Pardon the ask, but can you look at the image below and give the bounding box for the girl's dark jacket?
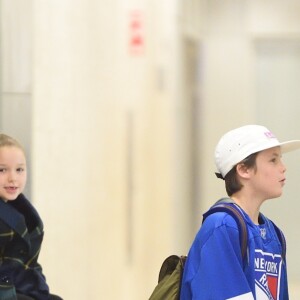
[0,193,50,300]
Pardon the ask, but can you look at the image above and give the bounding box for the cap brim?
[280,140,300,153]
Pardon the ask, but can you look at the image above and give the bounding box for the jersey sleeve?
[180,213,255,300]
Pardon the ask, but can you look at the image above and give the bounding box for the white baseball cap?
[215,125,300,178]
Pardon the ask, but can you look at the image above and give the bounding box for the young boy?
[180,125,300,300]
[0,134,62,300]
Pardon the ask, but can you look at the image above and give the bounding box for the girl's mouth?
[5,187,18,193]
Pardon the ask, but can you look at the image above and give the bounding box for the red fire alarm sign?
[129,10,145,55]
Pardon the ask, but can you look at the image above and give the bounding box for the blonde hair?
[0,134,25,153]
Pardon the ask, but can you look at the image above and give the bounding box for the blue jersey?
[180,206,288,300]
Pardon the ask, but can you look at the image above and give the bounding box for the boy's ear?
[236,163,251,179]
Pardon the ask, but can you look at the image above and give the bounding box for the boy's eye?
[16,168,24,172]
[271,156,282,164]
[0,168,6,173]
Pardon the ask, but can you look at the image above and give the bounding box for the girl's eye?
[16,168,24,172]
[0,168,6,173]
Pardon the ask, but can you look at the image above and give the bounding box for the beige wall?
[1,0,300,299]
[0,0,33,197]
[32,0,181,299]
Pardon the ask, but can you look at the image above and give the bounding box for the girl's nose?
[8,171,16,182]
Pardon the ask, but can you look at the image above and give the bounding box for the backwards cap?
[215,125,300,178]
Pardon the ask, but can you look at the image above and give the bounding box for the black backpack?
[148,199,286,300]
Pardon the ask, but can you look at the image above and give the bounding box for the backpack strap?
[202,199,248,262]
[270,220,286,262]
[203,198,286,263]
